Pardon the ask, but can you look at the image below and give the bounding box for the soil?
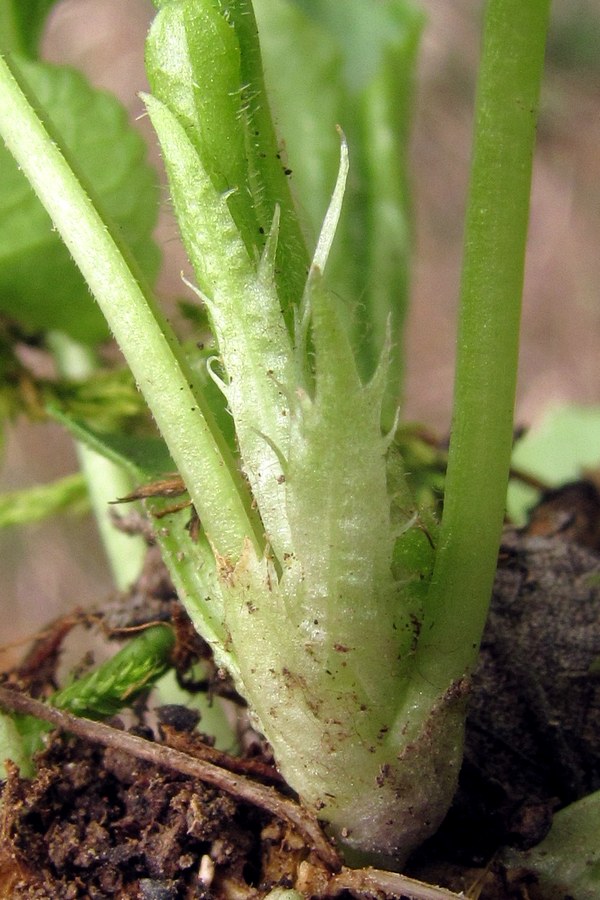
[2,483,600,899]
[1,736,256,898]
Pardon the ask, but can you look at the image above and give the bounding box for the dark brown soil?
[0,729,280,898]
[2,736,244,897]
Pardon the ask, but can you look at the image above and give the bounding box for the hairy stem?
[0,51,259,561]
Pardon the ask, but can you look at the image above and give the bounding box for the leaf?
[252,0,423,422]
[508,405,600,523]
[287,0,421,93]
[503,791,600,900]
[13,625,177,767]
[0,0,59,58]
[0,709,33,779]
[52,625,176,718]
[52,406,242,677]
[0,472,88,527]
[0,57,160,344]
[48,407,175,480]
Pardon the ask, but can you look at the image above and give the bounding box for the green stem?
[417,0,551,689]
[0,52,260,561]
[48,332,146,590]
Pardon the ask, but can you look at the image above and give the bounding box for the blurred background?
[2,0,600,660]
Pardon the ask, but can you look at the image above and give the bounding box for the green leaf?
[0,0,59,58]
[503,792,600,900]
[0,709,33,778]
[0,58,160,344]
[48,407,175,480]
[286,0,421,93]
[508,405,600,524]
[252,0,343,249]
[0,50,259,562]
[53,625,176,718]
[253,0,423,423]
[0,472,88,527]
[13,625,177,765]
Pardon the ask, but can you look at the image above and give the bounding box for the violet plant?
[0,0,550,869]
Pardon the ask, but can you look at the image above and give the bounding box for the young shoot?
[0,0,551,871]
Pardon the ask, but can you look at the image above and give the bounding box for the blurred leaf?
[393,424,447,510]
[548,4,600,71]
[508,405,600,523]
[0,472,88,527]
[0,709,33,779]
[0,58,160,344]
[177,298,211,331]
[504,791,600,900]
[253,0,423,422]
[48,407,175,480]
[0,0,59,57]
[46,368,149,432]
[156,669,237,752]
[253,0,342,246]
[287,0,420,92]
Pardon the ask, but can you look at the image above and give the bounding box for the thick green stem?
[417,0,551,689]
[0,52,260,561]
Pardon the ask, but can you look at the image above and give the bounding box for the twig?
[0,685,340,871]
[325,866,463,900]
[160,724,285,786]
